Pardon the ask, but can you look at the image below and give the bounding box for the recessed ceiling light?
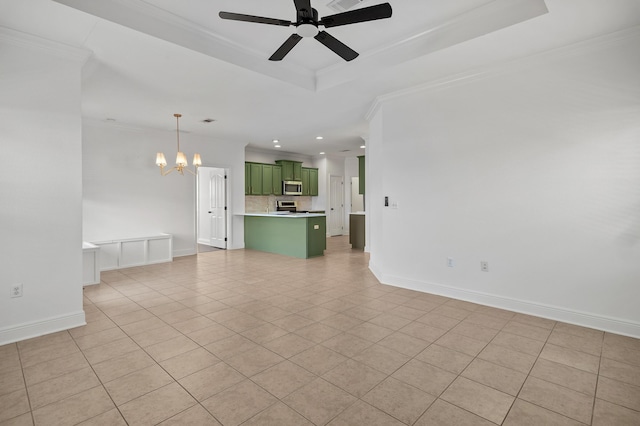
[106,118,116,122]
[319,152,325,155]
[275,145,281,148]
[360,145,366,148]
[316,136,323,140]
[273,139,279,143]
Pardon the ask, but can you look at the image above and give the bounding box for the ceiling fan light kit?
[156,113,202,176]
[219,0,392,61]
[297,23,319,38]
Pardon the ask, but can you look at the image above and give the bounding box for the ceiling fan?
[219,0,392,61]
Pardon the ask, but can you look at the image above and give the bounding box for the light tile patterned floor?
[1,236,640,425]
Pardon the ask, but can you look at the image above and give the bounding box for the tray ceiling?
[3,0,639,156]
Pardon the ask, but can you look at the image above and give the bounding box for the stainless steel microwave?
[283,181,302,195]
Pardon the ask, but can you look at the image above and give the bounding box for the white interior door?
[329,175,344,236]
[198,167,227,249]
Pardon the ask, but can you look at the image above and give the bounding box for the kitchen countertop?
[350,211,366,216]
[240,213,326,218]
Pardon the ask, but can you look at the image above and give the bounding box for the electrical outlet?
[10,284,23,298]
[481,261,489,272]
[447,257,454,267]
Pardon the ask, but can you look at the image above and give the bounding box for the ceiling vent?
[327,0,368,13]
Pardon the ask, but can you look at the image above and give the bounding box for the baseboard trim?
[369,261,640,339]
[0,311,86,346]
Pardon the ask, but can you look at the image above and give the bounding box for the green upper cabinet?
[261,164,282,195]
[276,160,303,181]
[262,164,273,195]
[301,168,310,196]
[301,167,318,196]
[249,163,263,195]
[246,162,283,195]
[246,161,316,196]
[272,165,282,195]
[358,155,365,195]
[245,163,251,195]
[309,168,318,196]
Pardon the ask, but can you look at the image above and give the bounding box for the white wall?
[83,120,246,255]
[368,30,640,337]
[0,28,89,344]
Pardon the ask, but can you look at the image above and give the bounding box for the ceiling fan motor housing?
[296,8,319,37]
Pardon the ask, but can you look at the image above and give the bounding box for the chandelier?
[155,113,202,176]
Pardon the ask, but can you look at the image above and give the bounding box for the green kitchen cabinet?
[301,168,310,196]
[246,162,283,195]
[245,163,251,195]
[358,155,365,195]
[244,214,326,258]
[261,164,282,195]
[272,165,282,195]
[300,167,318,196]
[349,213,365,250]
[246,162,263,195]
[309,168,318,196]
[276,160,303,181]
[262,164,273,195]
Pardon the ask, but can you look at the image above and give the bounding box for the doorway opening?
[196,167,228,253]
[351,177,364,212]
[329,175,345,236]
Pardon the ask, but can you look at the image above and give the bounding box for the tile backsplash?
[246,195,313,213]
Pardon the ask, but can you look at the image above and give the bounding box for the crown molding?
[0,25,92,63]
[318,0,548,91]
[366,25,640,121]
[52,0,316,90]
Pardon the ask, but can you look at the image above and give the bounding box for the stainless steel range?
[276,200,297,213]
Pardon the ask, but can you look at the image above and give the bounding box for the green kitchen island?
[243,213,326,259]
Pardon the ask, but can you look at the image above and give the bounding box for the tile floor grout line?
[14,340,36,426]
[590,330,607,426]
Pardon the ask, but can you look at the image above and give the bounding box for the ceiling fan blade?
[269,34,303,61]
[293,0,313,18]
[314,31,358,61]
[320,3,392,28]
[219,11,292,27]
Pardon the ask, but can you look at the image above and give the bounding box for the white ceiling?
[2,0,640,157]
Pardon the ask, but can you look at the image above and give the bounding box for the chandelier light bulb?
[176,151,188,167]
[155,152,167,167]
